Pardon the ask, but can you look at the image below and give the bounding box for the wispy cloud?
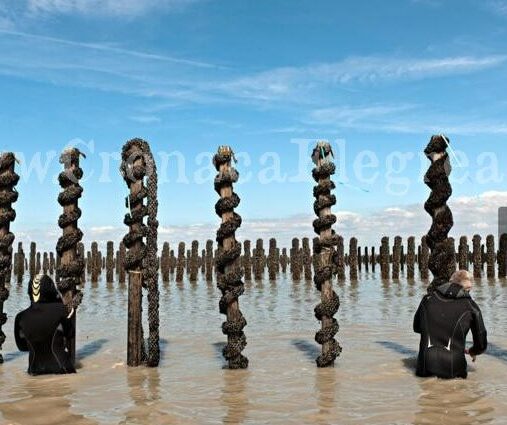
[129,115,161,124]
[304,103,507,136]
[487,0,507,16]
[26,0,200,17]
[218,55,506,102]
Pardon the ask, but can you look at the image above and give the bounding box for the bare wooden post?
[312,142,341,367]
[0,153,19,363]
[371,246,376,273]
[56,148,85,366]
[213,146,248,369]
[473,235,482,278]
[486,235,495,279]
[36,252,41,274]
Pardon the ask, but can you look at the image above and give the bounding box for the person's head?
[28,274,62,304]
[450,270,473,292]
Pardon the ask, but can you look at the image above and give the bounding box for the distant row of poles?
[7,232,507,285]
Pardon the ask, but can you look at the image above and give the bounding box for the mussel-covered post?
[0,153,19,364]
[423,135,455,291]
[311,142,341,368]
[213,146,248,369]
[407,237,416,279]
[120,139,160,367]
[56,148,85,365]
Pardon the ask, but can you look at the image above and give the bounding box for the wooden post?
[392,236,402,279]
[213,146,248,369]
[371,246,376,273]
[290,238,301,281]
[118,242,126,284]
[473,235,482,278]
[349,238,358,281]
[499,234,507,278]
[302,237,312,281]
[106,241,114,283]
[161,242,170,283]
[312,141,341,367]
[56,148,85,366]
[16,242,24,284]
[280,247,288,274]
[381,237,390,279]
[424,135,455,290]
[0,153,19,363]
[176,242,185,283]
[458,236,469,271]
[420,236,430,280]
[268,238,277,281]
[407,237,416,280]
[486,235,495,278]
[189,241,199,282]
[205,240,214,281]
[123,146,145,367]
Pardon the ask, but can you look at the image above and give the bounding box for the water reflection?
[314,369,338,425]
[414,378,495,425]
[0,376,94,425]
[121,367,165,425]
[221,370,250,425]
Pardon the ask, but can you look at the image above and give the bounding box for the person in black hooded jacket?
[14,274,76,376]
[414,270,487,379]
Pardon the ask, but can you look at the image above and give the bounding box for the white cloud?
[26,0,199,17]
[13,191,507,254]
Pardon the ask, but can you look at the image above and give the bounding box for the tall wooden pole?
[213,146,248,369]
[56,148,85,366]
[312,141,341,368]
[0,153,19,364]
[424,135,455,291]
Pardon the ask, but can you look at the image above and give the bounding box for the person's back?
[15,274,76,376]
[414,271,487,379]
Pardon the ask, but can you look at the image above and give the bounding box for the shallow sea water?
[0,273,506,425]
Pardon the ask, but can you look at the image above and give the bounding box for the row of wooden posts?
[7,233,507,285]
[0,136,501,369]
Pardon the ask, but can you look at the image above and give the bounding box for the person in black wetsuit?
[414,270,487,379]
[14,274,76,376]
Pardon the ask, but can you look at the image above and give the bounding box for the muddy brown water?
[0,275,506,425]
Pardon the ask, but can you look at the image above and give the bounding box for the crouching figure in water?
[15,274,76,375]
[414,270,487,379]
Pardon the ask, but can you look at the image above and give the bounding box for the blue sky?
[0,0,506,249]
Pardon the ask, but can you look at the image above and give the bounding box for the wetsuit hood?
[28,274,62,304]
[436,282,470,299]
